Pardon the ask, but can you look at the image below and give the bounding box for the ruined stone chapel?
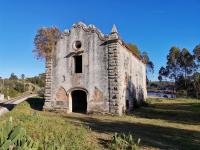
[44,22,147,115]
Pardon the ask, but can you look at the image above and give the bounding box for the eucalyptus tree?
[158,46,181,97]
[9,73,18,80]
[159,44,200,98]
[21,74,25,92]
[192,72,200,99]
[179,48,196,91]
[193,44,200,61]
[166,46,181,83]
[21,74,25,80]
[141,51,154,73]
[141,51,154,85]
[158,66,169,82]
[193,44,200,70]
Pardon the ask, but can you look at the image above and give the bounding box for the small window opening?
[74,55,82,73]
[75,41,82,49]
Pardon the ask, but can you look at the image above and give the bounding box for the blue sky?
[0,0,200,80]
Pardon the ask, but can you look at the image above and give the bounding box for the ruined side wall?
[118,43,147,112]
[50,27,109,113]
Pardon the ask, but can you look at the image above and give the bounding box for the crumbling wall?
[118,43,147,112]
[48,23,109,113]
[44,22,147,115]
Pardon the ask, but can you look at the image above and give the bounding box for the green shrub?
[0,117,39,150]
[3,88,19,98]
[0,100,97,150]
[109,133,140,150]
[0,117,88,150]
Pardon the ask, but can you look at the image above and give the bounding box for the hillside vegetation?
[0,73,44,99]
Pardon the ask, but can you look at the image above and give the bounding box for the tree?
[192,72,200,99]
[158,46,181,97]
[166,46,181,82]
[158,66,169,82]
[159,44,200,98]
[178,48,196,95]
[141,51,154,73]
[193,44,200,62]
[9,73,18,80]
[21,74,25,80]
[14,82,24,93]
[21,74,25,92]
[193,44,200,72]
[0,77,3,93]
[33,27,61,60]
[26,73,45,88]
[179,48,195,79]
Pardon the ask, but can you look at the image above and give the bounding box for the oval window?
[74,41,82,49]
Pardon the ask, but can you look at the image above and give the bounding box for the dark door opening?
[126,100,129,110]
[72,90,87,113]
[74,55,82,73]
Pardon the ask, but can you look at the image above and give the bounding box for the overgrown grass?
[0,99,99,150]
[0,97,200,149]
[63,98,200,149]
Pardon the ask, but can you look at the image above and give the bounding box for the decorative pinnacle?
[111,24,118,34]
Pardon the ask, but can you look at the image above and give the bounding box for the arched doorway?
[71,90,87,113]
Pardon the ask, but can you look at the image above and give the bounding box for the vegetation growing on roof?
[127,44,141,58]
[127,43,154,74]
[33,27,61,60]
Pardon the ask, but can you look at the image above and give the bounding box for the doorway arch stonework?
[67,87,88,113]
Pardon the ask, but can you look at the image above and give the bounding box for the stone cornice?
[63,22,108,41]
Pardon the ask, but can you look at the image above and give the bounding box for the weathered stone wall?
[43,58,53,110]
[107,39,121,114]
[118,43,147,112]
[44,22,147,115]
[49,23,109,113]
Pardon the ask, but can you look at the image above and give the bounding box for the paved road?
[0,94,37,117]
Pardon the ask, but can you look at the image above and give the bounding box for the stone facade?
[43,22,147,115]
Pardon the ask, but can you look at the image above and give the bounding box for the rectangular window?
[74,55,82,73]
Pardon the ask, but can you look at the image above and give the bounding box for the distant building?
[44,22,147,115]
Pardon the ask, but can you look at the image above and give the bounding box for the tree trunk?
[174,69,177,99]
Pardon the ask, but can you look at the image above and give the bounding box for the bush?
[0,117,39,150]
[109,133,140,150]
[37,88,45,97]
[2,88,19,98]
[14,82,25,93]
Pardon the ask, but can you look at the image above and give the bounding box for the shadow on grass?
[0,97,45,111]
[133,102,200,125]
[0,103,16,110]
[26,97,45,111]
[64,115,200,150]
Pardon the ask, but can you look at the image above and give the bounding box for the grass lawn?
[0,97,200,149]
